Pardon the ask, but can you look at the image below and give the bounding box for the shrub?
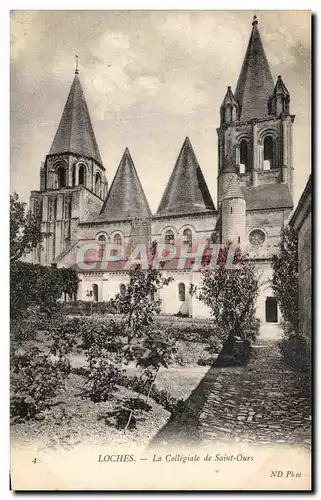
[63,300,118,316]
[85,357,123,402]
[121,375,182,414]
[10,347,70,420]
[197,357,216,366]
[279,322,310,373]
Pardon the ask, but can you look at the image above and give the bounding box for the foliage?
[10,325,73,421]
[278,321,310,373]
[10,192,45,263]
[85,357,123,403]
[10,316,83,419]
[198,245,259,344]
[122,375,182,414]
[272,225,299,335]
[63,300,118,316]
[10,261,79,320]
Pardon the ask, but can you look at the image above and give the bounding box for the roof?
[222,175,245,200]
[289,175,311,231]
[234,17,274,121]
[221,86,238,108]
[97,148,152,221]
[272,75,290,98]
[242,183,293,211]
[49,73,103,165]
[156,137,215,215]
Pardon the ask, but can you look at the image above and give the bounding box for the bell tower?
[30,63,108,265]
[217,15,295,206]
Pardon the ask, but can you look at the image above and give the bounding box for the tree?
[271,225,299,334]
[10,192,45,263]
[198,245,259,365]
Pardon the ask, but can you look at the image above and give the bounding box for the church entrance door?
[265,297,278,323]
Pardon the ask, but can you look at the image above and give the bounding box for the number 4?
[32,458,37,464]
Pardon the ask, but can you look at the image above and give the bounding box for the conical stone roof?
[222,174,245,201]
[49,73,103,166]
[98,148,151,221]
[234,17,274,121]
[156,137,215,216]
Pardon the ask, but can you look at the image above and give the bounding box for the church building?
[29,16,295,337]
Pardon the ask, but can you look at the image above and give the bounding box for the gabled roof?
[49,73,103,166]
[242,183,293,211]
[222,174,244,200]
[156,137,215,215]
[97,148,152,221]
[234,17,274,121]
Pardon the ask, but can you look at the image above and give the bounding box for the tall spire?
[98,148,152,221]
[49,72,103,166]
[234,15,274,121]
[156,137,215,216]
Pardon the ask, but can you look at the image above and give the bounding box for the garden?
[11,191,307,452]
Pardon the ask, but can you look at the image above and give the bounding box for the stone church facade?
[29,17,295,335]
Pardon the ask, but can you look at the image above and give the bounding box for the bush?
[121,375,183,414]
[197,357,216,366]
[63,300,118,316]
[80,319,124,352]
[85,357,123,402]
[10,347,70,420]
[279,322,310,373]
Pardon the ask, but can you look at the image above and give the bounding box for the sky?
[10,10,311,211]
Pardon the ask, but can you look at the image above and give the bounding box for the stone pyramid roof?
[234,16,274,121]
[98,148,152,221]
[49,73,103,166]
[221,86,238,108]
[272,75,290,98]
[156,137,215,216]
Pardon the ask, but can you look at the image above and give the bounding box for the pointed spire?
[221,86,238,108]
[234,15,274,121]
[220,86,239,125]
[156,137,215,215]
[273,75,290,98]
[269,75,290,116]
[49,73,103,166]
[98,148,152,221]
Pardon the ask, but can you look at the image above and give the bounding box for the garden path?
[150,340,311,449]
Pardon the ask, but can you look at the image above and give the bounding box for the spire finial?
[252,14,258,26]
[75,54,79,75]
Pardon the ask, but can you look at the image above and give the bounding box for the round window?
[249,229,266,246]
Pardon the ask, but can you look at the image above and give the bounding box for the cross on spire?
[75,54,79,74]
[252,14,258,26]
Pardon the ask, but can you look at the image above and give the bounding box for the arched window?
[92,284,99,302]
[165,229,175,246]
[178,283,186,302]
[95,172,102,197]
[119,283,126,297]
[78,164,86,186]
[98,234,107,258]
[57,166,66,188]
[240,139,249,173]
[263,136,274,170]
[114,233,122,246]
[183,228,192,248]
